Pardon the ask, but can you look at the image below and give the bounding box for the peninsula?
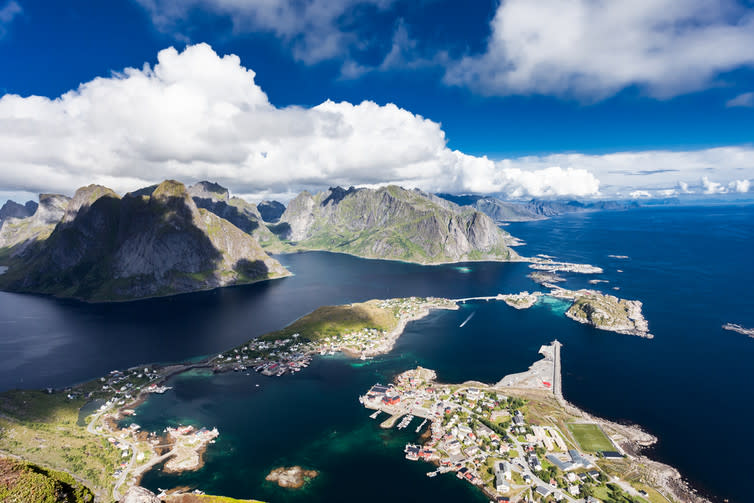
[360,343,708,503]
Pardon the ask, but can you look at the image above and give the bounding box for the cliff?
[257,200,286,222]
[277,185,518,264]
[0,194,71,257]
[0,199,38,224]
[188,181,283,251]
[0,181,289,301]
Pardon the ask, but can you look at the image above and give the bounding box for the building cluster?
[214,335,313,376]
[361,368,622,502]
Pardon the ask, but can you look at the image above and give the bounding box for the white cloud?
[678,181,694,194]
[0,0,21,39]
[630,190,652,198]
[702,176,727,194]
[0,44,601,200]
[730,179,750,193]
[135,0,394,64]
[0,43,751,204]
[726,92,754,108]
[445,0,754,99]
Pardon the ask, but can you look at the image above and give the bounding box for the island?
[553,288,653,338]
[265,466,319,489]
[359,343,707,503]
[722,323,754,338]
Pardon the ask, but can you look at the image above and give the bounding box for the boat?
[426,471,438,477]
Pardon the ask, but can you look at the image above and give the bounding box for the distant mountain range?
[0,182,519,300]
[436,194,640,222]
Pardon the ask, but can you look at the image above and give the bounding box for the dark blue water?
[1,204,753,502]
[0,254,530,390]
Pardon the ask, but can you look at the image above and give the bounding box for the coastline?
[364,344,711,503]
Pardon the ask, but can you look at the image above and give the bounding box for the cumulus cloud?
[678,181,694,194]
[135,0,394,64]
[0,44,751,203]
[730,179,750,193]
[726,92,754,108]
[0,43,603,200]
[445,0,754,99]
[702,176,727,194]
[0,0,22,39]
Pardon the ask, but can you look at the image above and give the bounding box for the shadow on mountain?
[192,197,260,234]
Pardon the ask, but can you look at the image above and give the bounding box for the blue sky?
[0,0,753,202]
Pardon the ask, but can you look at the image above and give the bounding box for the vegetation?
[0,457,94,503]
[164,494,266,503]
[568,423,615,452]
[0,390,119,498]
[261,300,398,342]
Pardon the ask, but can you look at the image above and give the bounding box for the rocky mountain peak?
[188,180,230,201]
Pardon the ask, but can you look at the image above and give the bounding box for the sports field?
[568,423,615,452]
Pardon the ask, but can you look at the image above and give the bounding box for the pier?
[415,418,427,433]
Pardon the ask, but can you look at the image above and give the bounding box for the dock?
[415,418,428,433]
[380,413,404,429]
[369,410,381,419]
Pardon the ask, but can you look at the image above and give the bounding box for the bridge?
[451,294,505,303]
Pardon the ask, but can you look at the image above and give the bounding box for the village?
[360,364,653,503]
[209,296,458,375]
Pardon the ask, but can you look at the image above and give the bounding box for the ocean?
[1,204,752,502]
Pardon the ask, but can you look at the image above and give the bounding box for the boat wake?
[459,312,475,328]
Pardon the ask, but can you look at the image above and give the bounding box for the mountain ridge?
[0,181,289,301]
[276,185,519,264]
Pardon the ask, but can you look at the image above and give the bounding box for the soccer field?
[568,423,615,452]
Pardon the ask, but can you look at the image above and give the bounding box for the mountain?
[0,194,71,257]
[257,200,286,223]
[188,181,283,251]
[436,193,640,223]
[0,200,38,224]
[0,180,289,301]
[276,186,518,264]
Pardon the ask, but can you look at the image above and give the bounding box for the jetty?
[415,418,427,433]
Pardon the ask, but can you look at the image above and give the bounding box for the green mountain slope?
[277,186,519,264]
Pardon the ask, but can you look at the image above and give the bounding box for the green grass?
[0,457,94,503]
[0,390,120,497]
[261,300,398,342]
[164,494,266,503]
[568,423,615,452]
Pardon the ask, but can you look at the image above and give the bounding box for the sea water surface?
[1,204,753,502]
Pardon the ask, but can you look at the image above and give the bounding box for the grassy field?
[0,457,94,503]
[568,423,615,452]
[164,494,266,503]
[0,390,119,499]
[261,300,398,342]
